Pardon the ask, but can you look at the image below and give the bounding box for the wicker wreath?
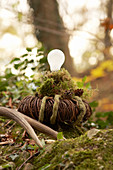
[18,69,92,130]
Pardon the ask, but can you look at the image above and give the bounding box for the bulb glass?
[47,49,65,71]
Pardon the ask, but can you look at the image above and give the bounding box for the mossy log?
[33,129,113,170]
[0,127,112,169]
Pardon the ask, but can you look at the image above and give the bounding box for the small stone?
[87,128,100,139]
[99,165,104,169]
[98,156,102,160]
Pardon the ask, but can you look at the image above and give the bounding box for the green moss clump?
[37,68,76,97]
[32,129,113,170]
[38,78,55,97]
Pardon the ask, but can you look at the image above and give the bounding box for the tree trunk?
[104,0,112,59]
[29,0,77,76]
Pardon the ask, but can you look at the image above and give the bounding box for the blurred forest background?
[0,0,113,129]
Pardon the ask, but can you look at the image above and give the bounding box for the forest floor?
[0,117,113,170]
[0,71,113,169]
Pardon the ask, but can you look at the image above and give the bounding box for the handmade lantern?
[18,49,92,131]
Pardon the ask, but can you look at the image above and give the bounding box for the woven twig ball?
[18,69,92,129]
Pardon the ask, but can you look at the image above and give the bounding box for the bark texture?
[29,0,77,76]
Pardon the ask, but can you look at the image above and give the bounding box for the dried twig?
[0,140,14,145]
[16,151,40,170]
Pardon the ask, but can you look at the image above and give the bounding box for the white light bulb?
[47,49,65,71]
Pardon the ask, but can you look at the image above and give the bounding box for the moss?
[73,96,86,126]
[0,117,113,169]
[36,68,94,101]
[33,129,113,170]
[39,96,48,122]
[37,68,75,97]
[50,95,61,124]
[58,124,83,138]
[38,78,55,97]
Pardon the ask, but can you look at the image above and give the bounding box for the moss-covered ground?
[33,129,113,170]
[0,117,113,170]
